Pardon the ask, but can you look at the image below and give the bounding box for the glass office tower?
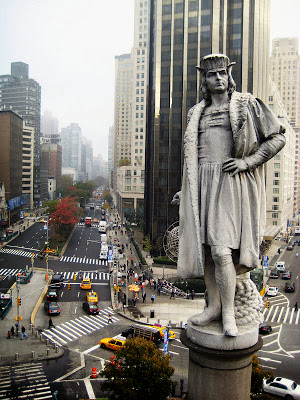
[145,0,270,246]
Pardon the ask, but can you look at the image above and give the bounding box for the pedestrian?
[7,331,11,339]
[151,293,155,303]
[108,313,112,323]
[11,326,15,338]
[170,289,175,299]
[186,290,190,300]
[295,302,298,312]
[157,286,160,296]
[21,325,28,339]
[132,297,136,307]
[191,290,195,300]
[49,317,55,329]
[142,292,146,303]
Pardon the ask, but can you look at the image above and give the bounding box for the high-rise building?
[0,110,23,224]
[0,62,42,206]
[22,124,34,209]
[81,138,93,181]
[265,79,295,240]
[41,110,59,137]
[145,0,271,244]
[270,38,300,215]
[41,143,62,194]
[61,123,82,181]
[113,0,150,218]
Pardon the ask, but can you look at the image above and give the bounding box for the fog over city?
[0,0,299,160]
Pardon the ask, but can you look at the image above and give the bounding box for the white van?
[99,221,106,233]
[99,243,108,260]
[100,234,108,244]
[275,261,286,272]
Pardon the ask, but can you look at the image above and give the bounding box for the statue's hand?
[222,158,248,176]
[171,191,181,205]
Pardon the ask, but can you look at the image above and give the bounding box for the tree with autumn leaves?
[49,197,81,246]
[100,337,175,400]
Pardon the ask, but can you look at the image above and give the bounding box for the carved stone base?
[181,329,262,400]
[186,318,259,350]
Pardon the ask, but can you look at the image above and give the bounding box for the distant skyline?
[0,0,299,161]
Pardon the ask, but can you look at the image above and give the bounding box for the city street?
[0,209,300,398]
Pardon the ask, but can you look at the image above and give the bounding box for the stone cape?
[177,91,286,279]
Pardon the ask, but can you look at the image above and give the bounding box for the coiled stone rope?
[234,277,264,326]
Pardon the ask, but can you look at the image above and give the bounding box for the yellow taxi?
[81,278,92,290]
[99,337,126,351]
[87,291,98,303]
[149,325,176,340]
[93,218,99,223]
[39,218,46,223]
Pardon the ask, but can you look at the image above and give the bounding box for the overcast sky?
[0,0,299,161]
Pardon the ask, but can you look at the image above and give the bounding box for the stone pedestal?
[181,320,263,400]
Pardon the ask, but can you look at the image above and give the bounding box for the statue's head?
[197,54,236,101]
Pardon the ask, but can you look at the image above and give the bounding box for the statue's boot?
[190,307,221,325]
[222,310,238,337]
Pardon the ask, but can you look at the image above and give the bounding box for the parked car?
[275,261,286,272]
[263,377,300,399]
[99,337,125,351]
[269,270,280,279]
[47,289,58,301]
[259,322,272,334]
[266,286,278,296]
[86,291,98,303]
[282,271,292,280]
[81,278,92,289]
[93,218,99,223]
[287,245,294,251]
[285,282,295,293]
[44,301,61,315]
[83,301,99,315]
[50,274,64,288]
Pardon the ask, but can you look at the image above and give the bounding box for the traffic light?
[17,297,21,306]
[87,241,89,246]
[68,283,71,290]
[266,300,270,308]
[73,274,77,281]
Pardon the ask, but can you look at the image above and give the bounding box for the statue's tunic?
[177,91,286,279]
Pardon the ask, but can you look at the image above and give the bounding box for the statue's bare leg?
[191,259,221,325]
[212,247,238,337]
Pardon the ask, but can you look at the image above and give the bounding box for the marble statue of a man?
[172,54,286,337]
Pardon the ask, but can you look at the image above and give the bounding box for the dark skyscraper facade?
[145,0,270,244]
[0,62,42,205]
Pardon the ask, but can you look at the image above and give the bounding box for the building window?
[272,221,278,226]
[272,205,279,211]
[272,213,279,219]
[273,188,279,194]
[274,163,280,169]
[273,197,279,202]
[273,180,280,185]
[274,172,280,177]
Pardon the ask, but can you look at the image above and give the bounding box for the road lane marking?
[277,307,284,322]
[283,308,290,323]
[82,344,100,354]
[289,308,295,324]
[271,306,279,322]
[171,344,188,350]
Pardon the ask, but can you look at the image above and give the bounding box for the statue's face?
[205,68,229,94]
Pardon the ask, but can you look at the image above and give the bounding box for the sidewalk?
[0,269,64,365]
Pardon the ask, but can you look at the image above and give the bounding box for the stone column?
[181,320,263,400]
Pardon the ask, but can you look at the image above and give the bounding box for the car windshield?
[90,304,97,309]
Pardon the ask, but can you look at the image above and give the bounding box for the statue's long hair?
[201,67,236,103]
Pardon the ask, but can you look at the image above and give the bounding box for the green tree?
[102,189,113,205]
[101,337,175,400]
[56,175,73,197]
[118,158,131,167]
[251,355,273,395]
[141,234,152,252]
[42,199,59,215]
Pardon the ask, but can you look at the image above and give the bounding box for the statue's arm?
[222,96,286,176]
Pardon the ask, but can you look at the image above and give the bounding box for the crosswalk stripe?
[43,330,67,345]
[289,309,295,324]
[55,326,77,340]
[64,321,86,336]
[72,319,93,333]
[283,308,289,323]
